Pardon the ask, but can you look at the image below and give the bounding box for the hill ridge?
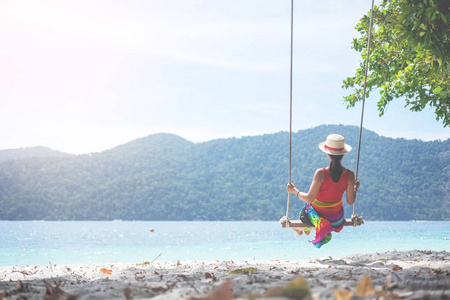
[0,125,448,221]
[0,146,73,162]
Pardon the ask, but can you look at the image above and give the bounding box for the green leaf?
[425,7,435,18]
[228,267,258,274]
[432,86,443,95]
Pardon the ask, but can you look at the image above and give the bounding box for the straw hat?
[318,134,352,155]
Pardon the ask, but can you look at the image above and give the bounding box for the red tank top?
[315,168,349,203]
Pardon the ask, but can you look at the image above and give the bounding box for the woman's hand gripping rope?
[286,183,300,197]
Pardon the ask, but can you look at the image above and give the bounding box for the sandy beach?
[0,250,448,299]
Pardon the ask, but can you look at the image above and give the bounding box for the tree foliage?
[343,0,449,127]
[0,126,448,221]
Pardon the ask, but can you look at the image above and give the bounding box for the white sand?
[0,250,448,299]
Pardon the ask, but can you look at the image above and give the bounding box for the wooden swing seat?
[280,217,364,228]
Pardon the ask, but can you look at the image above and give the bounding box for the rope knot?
[351,214,364,227]
[279,216,291,228]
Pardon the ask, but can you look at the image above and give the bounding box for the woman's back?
[316,168,349,204]
[311,167,348,231]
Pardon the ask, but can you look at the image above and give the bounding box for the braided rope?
[353,0,375,223]
[285,0,294,228]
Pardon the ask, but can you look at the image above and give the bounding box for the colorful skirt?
[300,199,345,248]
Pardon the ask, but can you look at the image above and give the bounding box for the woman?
[287,134,360,248]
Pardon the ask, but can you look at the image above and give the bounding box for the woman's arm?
[286,169,324,204]
[346,170,360,205]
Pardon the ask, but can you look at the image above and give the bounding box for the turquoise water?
[0,221,448,267]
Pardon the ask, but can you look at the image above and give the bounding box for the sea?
[0,221,449,267]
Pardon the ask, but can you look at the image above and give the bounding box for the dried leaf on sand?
[333,289,353,300]
[265,277,310,300]
[355,275,374,297]
[100,268,112,275]
[202,279,233,300]
[44,281,78,300]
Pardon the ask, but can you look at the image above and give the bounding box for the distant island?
[0,146,73,162]
[0,125,448,221]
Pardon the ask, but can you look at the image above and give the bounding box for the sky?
[0,0,448,154]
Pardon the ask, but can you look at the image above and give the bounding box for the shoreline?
[1,250,448,299]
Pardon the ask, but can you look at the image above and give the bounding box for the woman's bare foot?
[304,228,311,236]
[292,228,303,236]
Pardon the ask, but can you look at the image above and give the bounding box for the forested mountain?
[0,146,72,162]
[0,125,448,221]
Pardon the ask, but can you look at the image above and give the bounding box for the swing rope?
[352,0,375,224]
[285,0,295,229]
[282,0,375,228]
